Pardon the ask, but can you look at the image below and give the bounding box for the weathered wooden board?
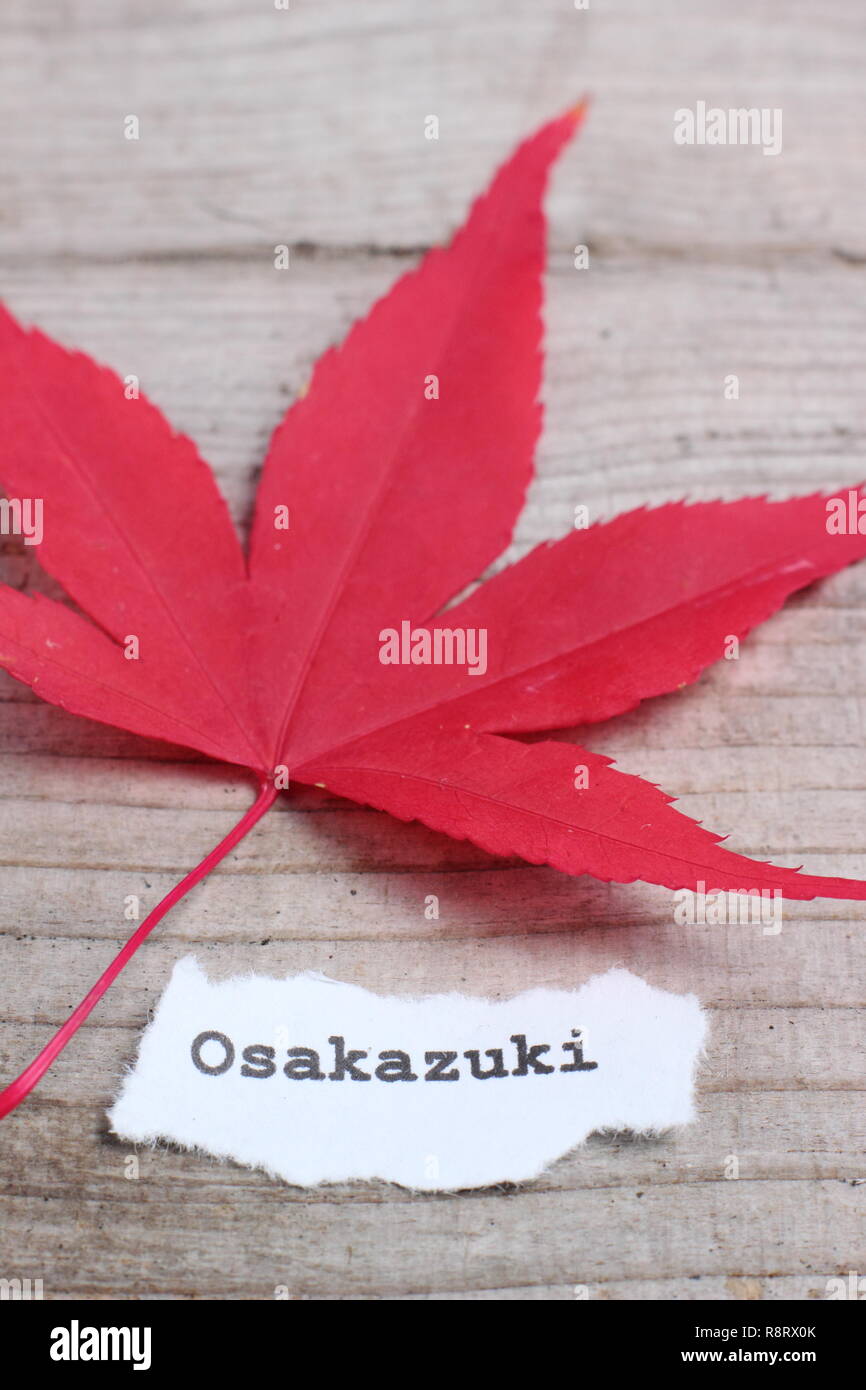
[1,0,864,260]
[0,0,864,1300]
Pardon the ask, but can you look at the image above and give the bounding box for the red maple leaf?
[1,105,865,1116]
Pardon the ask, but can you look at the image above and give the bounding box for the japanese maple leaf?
[1,104,865,1117]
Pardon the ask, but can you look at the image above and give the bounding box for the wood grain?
[0,0,864,1300]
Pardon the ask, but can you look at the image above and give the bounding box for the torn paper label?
[109,960,706,1191]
